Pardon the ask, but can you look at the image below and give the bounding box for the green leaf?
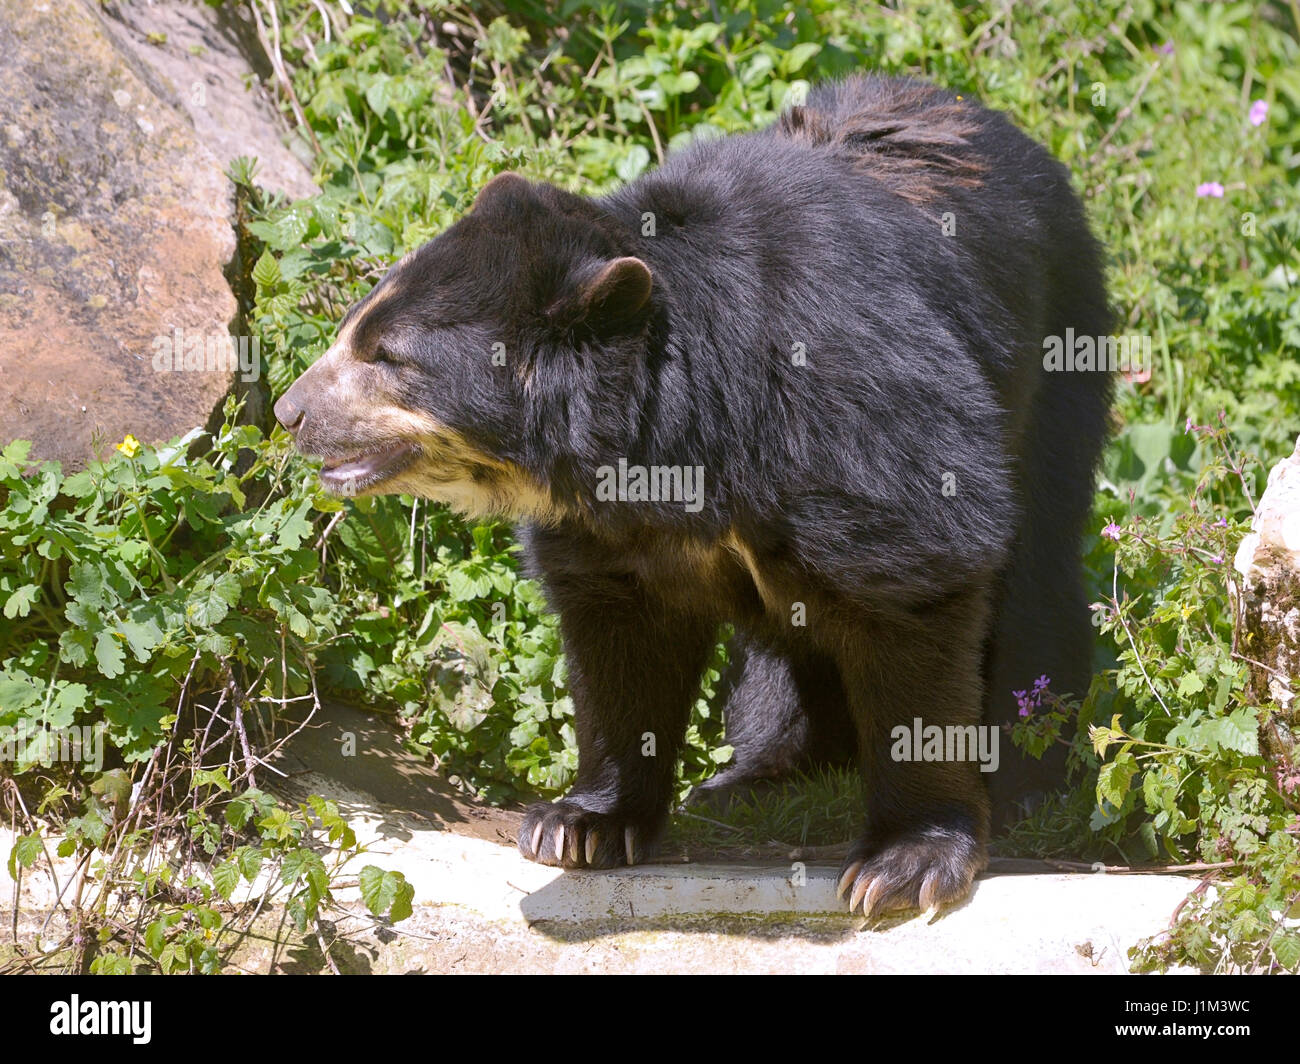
[3,584,40,619]
[280,848,314,886]
[1273,932,1300,972]
[782,42,821,75]
[45,682,88,729]
[188,573,242,627]
[7,832,42,879]
[93,629,126,679]
[68,808,108,849]
[252,249,281,290]
[159,941,186,974]
[235,846,263,881]
[358,863,414,919]
[0,439,31,477]
[0,676,41,716]
[350,216,395,257]
[90,954,134,975]
[359,864,392,915]
[67,562,105,608]
[365,75,393,116]
[659,71,700,97]
[212,860,240,901]
[1197,706,1259,756]
[1109,423,1176,489]
[226,795,254,830]
[90,767,131,810]
[192,768,233,793]
[389,875,414,922]
[615,144,651,183]
[741,53,774,85]
[117,617,163,663]
[144,919,168,958]
[1097,751,1138,807]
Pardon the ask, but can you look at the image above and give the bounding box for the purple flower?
[1014,676,1052,717]
[1185,416,1194,433]
[1215,516,1228,528]
[1249,99,1268,127]
[1210,554,1224,564]
[1157,42,1174,55]
[1102,521,1122,541]
[1196,182,1225,198]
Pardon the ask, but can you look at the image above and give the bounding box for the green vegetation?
[3,0,1299,972]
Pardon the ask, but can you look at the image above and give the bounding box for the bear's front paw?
[836,824,987,919]
[518,799,657,869]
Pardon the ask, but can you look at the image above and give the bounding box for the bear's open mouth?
[318,441,420,495]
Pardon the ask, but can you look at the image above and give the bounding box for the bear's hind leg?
[691,633,855,809]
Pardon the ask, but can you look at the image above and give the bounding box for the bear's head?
[273,172,653,520]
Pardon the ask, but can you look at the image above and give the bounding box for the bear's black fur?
[275,74,1112,916]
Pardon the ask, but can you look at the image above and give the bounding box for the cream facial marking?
[281,263,564,521]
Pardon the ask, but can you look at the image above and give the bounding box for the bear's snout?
[273,390,305,434]
[274,358,339,449]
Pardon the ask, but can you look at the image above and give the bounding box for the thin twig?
[673,807,745,834]
[1094,61,1160,156]
[1113,560,1173,716]
[1232,651,1295,690]
[249,0,321,153]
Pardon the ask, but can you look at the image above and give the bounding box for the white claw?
[624,826,637,866]
[555,824,566,863]
[836,860,864,902]
[568,827,581,865]
[918,870,941,912]
[849,874,871,913]
[858,878,887,919]
[585,831,598,865]
[530,821,543,856]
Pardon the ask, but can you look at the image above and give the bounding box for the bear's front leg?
[832,592,992,918]
[518,568,715,869]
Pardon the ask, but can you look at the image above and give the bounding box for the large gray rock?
[0,0,239,467]
[103,0,318,202]
[1233,435,1300,777]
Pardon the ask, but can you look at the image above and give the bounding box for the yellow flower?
[1180,603,1193,621]
[116,434,140,458]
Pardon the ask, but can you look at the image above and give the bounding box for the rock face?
[1233,436,1300,782]
[0,0,239,467]
[103,0,318,203]
[0,0,319,469]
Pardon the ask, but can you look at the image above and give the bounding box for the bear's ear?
[554,256,653,331]
[473,172,531,211]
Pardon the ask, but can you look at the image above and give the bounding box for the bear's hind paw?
[836,826,986,920]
